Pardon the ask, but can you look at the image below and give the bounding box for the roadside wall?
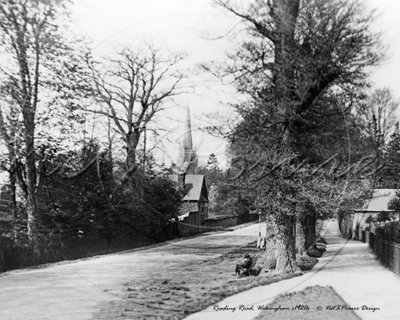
[203,216,237,231]
[178,214,239,236]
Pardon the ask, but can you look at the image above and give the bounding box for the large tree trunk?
[267,213,298,274]
[267,1,300,274]
[26,194,38,242]
[25,120,38,242]
[9,172,17,210]
[305,214,317,250]
[126,129,140,177]
[270,0,300,143]
[295,217,306,257]
[296,213,317,257]
[9,168,18,241]
[264,215,277,270]
[273,1,300,102]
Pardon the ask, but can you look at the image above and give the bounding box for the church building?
[175,106,209,236]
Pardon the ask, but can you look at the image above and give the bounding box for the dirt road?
[0,223,261,320]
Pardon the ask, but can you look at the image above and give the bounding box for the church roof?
[183,175,207,201]
[355,189,398,212]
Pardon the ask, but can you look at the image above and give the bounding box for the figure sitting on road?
[234,254,254,277]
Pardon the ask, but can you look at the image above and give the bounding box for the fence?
[364,231,400,276]
[0,233,155,273]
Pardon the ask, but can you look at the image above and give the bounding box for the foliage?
[297,256,319,271]
[388,190,400,215]
[133,175,183,237]
[0,0,93,241]
[38,144,118,241]
[293,89,375,165]
[375,221,400,244]
[36,142,182,245]
[365,215,375,224]
[357,88,399,184]
[209,0,385,273]
[380,129,400,188]
[196,154,256,222]
[376,211,393,223]
[307,245,325,258]
[205,153,220,174]
[213,0,383,148]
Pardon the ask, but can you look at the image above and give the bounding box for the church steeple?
[183,105,193,151]
[178,105,196,169]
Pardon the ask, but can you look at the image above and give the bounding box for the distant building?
[171,106,240,236]
[177,174,209,236]
[345,189,399,240]
[173,106,209,236]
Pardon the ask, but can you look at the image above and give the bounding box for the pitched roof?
[183,175,207,201]
[355,189,398,212]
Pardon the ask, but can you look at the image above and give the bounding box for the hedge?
[375,221,400,243]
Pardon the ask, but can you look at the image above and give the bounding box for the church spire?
[183,105,193,150]
[178,105,196,169]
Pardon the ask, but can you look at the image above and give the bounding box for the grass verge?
[255,285,361,320]
[93,241,302,320]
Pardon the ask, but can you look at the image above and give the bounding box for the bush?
[365,215,375,224]
[297,256,319,271]
[375,225,384,239]
[316,237,327,244]
[308,241,326,258]
[375,221,400,243]
[308,247,323,258]
[377,211,391,222]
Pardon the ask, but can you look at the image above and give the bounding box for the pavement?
[185,220,400,320]
[0,222,262,320]
[1,220,400,320]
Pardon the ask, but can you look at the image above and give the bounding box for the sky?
[71,0,400,168]
[72,0,242,167]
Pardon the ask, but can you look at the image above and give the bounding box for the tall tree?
[358,88,399,184]
[89,43,189,184]
[0,99,19,208]
[0,0,69,241]
[216,0,382,143]
[215,0,384,273]
[380,128,400,188]
[0,0,92,241]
